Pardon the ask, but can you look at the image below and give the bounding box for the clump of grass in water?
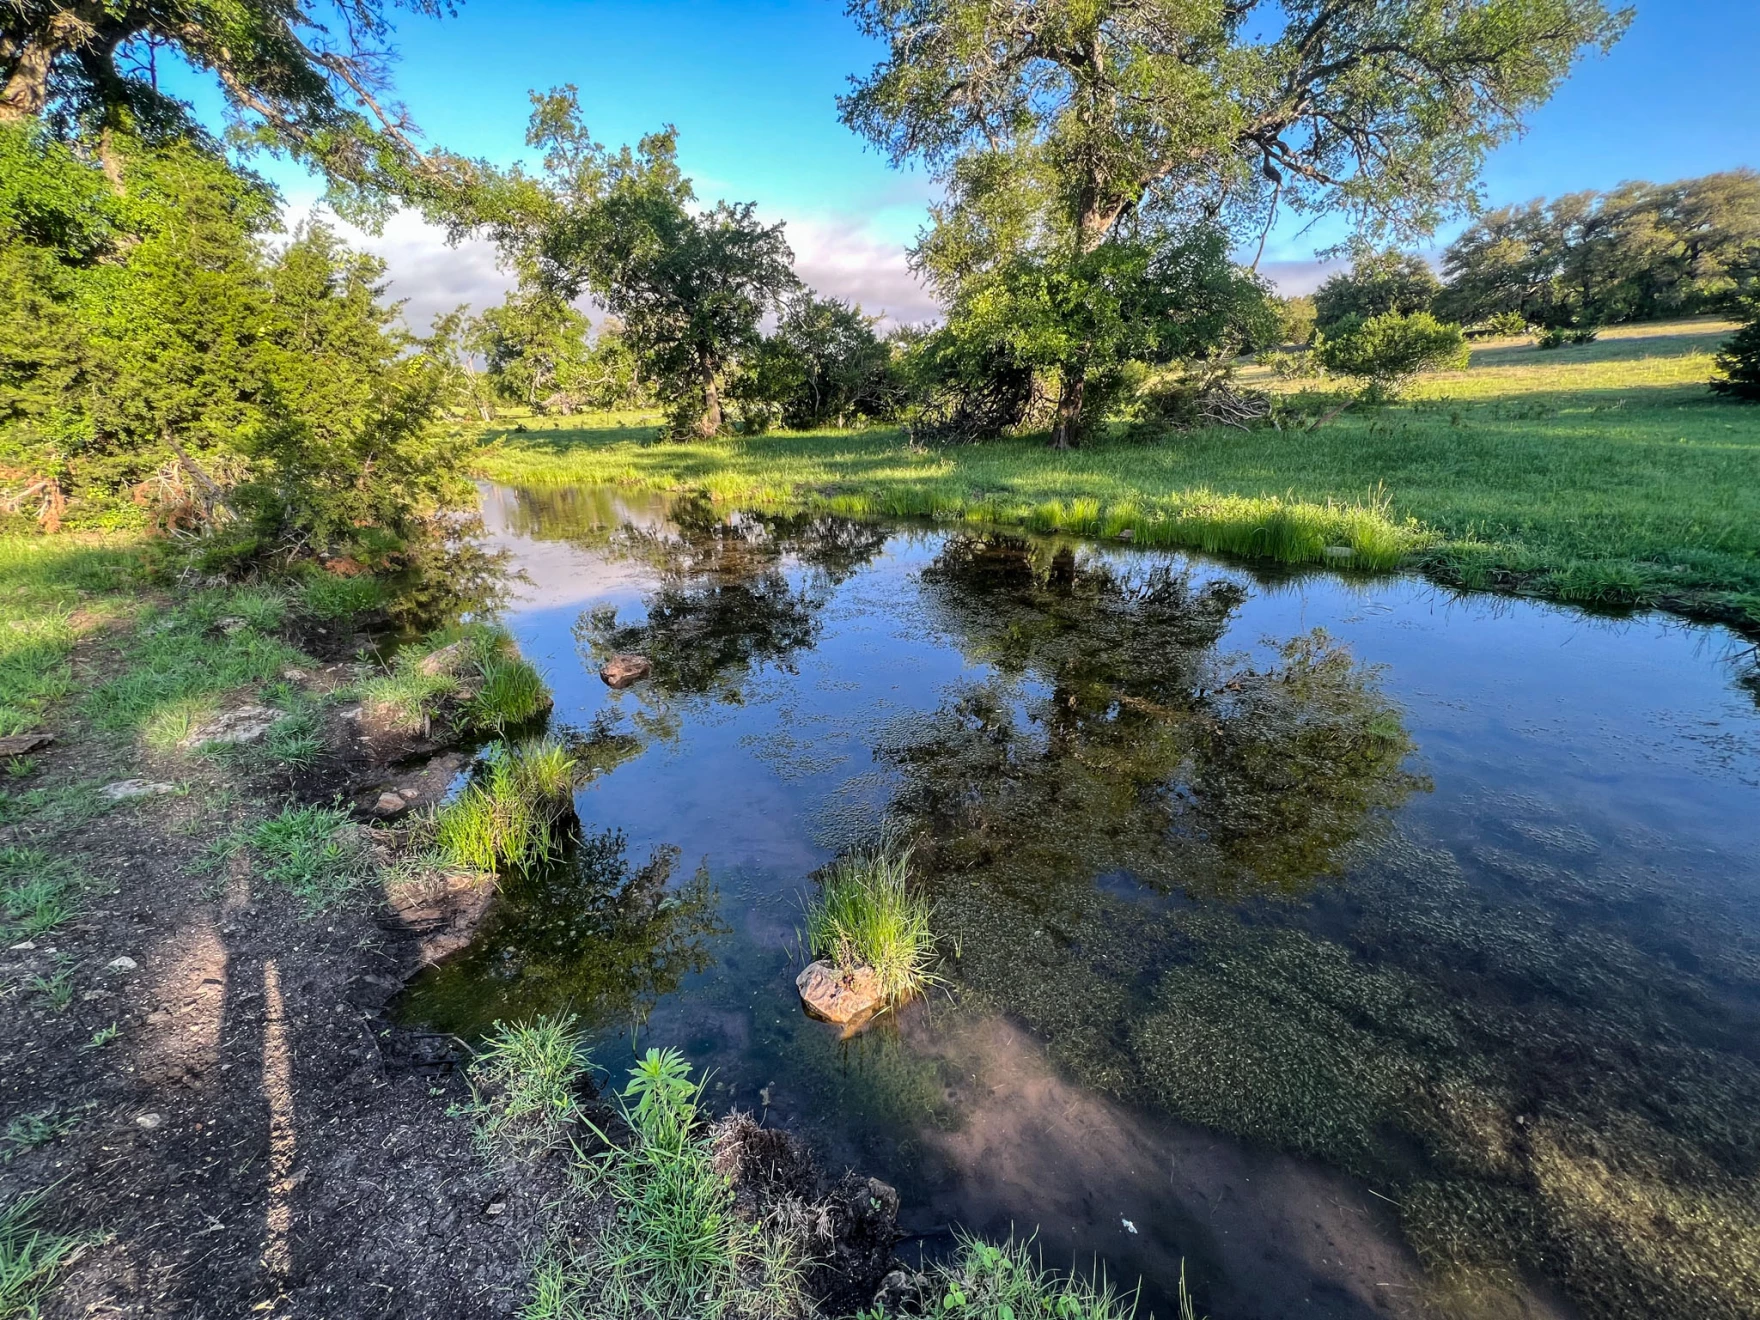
[577,1048,803,1320]
[246,803,374,911]
[436,738,577,874]
[804,839,938,1005]
[465,1012,592,1161]
[361,624,548,734]
[0,1188,87,1316]
[467,652,549,732]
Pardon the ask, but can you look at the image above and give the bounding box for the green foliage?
[925,1233,1145,1320]
[1314,249,1443,329]
[467,654,551,733]
[360,624,548,735]
[2,1108,85,1164]
[733,290,902,431]
[804,839,938,1004]
[1710,309,1760,401]
[246,803,375,911]
[1440,171,1760,327]
[1274,295,1317,347]
[0,1188,85,1319]
[435,739,578,874]
[1315,312,1470,395]
[1484,310,1531,337]
[465,1013,592,1160]
[0,120,475,562]
[572,1049,803,1320]
[0,847,83,939]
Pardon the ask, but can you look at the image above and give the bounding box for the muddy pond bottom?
[401,484,1760,1320]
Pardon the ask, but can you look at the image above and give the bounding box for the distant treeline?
[1304,170,1760,335]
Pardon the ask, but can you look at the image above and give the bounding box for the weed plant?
[577,1048,804,1320]
[436,739,577,874]
[804,839,938,1004]
[1,1108,86,1164]
[0,1189,86,1318]
[0,848,83,939]
[246,803,375,910]
[464,1013,592,1160]
[894,1233,1148,1320]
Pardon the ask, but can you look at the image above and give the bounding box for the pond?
[402,483,1760,1320]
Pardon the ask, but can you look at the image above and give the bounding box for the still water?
[403,484,1760,1320]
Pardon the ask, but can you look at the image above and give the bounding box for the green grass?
[0,847,84,939]
[474,319,1760,628]
[244,803,375,911]
[467,653,550,732]
[804,839,938,1005]
[464,1012,592,1160]
[1,1108,86,1165]
[435,738,577,874]
[295,569,391,621]
[0,1189,86,1318]
[900,1233,1151,1320]
[0,537,136,736]
[361,624,548,735]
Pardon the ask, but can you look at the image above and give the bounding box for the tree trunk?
[695,353,724,438]
[1049,370,1086,450]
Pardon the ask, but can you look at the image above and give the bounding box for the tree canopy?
[841,0,1629,445]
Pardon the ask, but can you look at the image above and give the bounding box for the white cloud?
[781,212,940,326]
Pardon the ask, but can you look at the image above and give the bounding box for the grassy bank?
[473,318,1760,630]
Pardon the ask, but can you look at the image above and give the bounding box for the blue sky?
[164,0,1760,324]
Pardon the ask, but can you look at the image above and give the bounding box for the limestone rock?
[100,779,179,801]
[600,654,652,689]
[0,732,52,756]
[795,960,884,1027]
[105,956,138,974]
[416,640,471,678]
[373,792,406,816]
[187,704,279,746]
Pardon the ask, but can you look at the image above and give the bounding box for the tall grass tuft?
[467,652,550,731]
[0,1188,87,1318]
[465,1013,592,1160]
[435,738,577,874]
[247,803,375,911]
[0,847,84,939]
[579,1049,804,1320]
[804,838,938,1005]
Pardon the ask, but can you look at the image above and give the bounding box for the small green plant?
[804,838,938,1005]
[1536,326,1571,349]
[0,1189,87,1317]
[297,571,390,621]
[929,1233,1146,1320]
[464,1013,592,1159]
[435,739,577,874]
[1484,310,1529,337]
[27,964,74,1012]
[82,1023,118,1051]
[0,848,83,939]
[247,803,374,910]
[2,1108,85,1164]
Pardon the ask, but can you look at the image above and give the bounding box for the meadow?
[474,318,1760,629]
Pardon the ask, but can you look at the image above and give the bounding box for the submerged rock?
[796,959,885,1027]
[600,654,651,689]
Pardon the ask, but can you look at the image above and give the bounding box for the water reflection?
[402,826,725,1039]
[416,487,1760,1320]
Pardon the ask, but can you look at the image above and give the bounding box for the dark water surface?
[403,484,1760,1320]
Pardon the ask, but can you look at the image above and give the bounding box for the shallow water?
[403,483,1760,1320]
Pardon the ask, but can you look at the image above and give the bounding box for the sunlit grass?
[901,1232,1151,1320]
[435,738,577,874]
[465,1012,592,1160]
[474,318,1760,626]
[244,802,375,911]
[804,839,938,1005]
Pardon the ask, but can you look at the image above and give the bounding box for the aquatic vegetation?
[912,1232,1150,1320]
[434,738,579,874]
[464,1012,592,1160]
[467,652,550,730]
[362,623,549,735]
[803,840,937,1005]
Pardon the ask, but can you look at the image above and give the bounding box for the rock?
[281,667,310,682]
[415,640,472,678]
[1115,527,1135,542]
[600,654,652,689]
[1322,545,1356,564]
[485,1197,507,1218]
[100,779,178,801]
[134,1112,163,1130]
[0,732,52,756]
[795,960,885,1028]
[216,616,247,635]
[397,787,419,801]
[9,940,36,951]
[186,704,279,747]
[373,792,406,816]
[105,956,138,974]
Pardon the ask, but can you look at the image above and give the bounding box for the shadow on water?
[402,483,1760,1320]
